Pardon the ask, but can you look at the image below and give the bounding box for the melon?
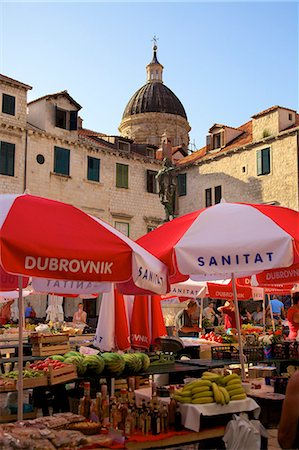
[49,355,65,362]
[63,351,81,359]
[102,352,125,374]
[123,353,143,373]
[136,352,151,371]
[64,355,86,376]
[85,355,105,375]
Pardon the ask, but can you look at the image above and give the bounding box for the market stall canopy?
[0,194,168,295]
[137,202,299,282]
[255,262,299,285]
[0,265,29,291]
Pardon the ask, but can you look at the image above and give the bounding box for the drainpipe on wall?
[23,129,28,193]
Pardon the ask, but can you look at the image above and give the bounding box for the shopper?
[252,305,263,324]
[266,296,285,321]
[175,300,201,337]
[287,292,299,340]
[25,302,36,319]
[203,301,219,325]
[217,299,242,331]
[278,370,299,449]
[73,303,87,324]
[0,300,14,325]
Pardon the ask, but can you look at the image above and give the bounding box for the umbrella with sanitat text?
[137,201,299,378]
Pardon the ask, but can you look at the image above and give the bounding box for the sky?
[0,1,298,149]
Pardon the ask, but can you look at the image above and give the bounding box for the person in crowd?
[0,300,14,325]
[266,296,285,321]
[203,301,219,325]
[240,307,252,324]
[175,299,201,337]
[25,302,36,320]
[287,292,299,340]
[252,304,263,324]
[278,370,299,449]
[217,299,242,331]
[73,302,87,324]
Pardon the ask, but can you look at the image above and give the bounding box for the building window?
[215,185,222,204]
[205,188,212,207]
[55,108,67,129]
[119,141,130,152]
[87,156,100,182]
[147,170,158,193]
[213,132,221,149]
[147,148,155,158]
[0,141,15,176]
[257,147,270,176]
[114,221,129,237]
[147,226,156,233]
[54,146,70,176]
[2,94,15,116]
[70,111,78,130]
[116,163,128,188]
[289,113,293,121]
[178,173,187,196]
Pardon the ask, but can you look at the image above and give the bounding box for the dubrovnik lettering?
[214,290,246,299]
[265,267,299,281]
[130,334,148,344]
[25,256,113,274]
[137,266,164,286]
[197,252,274,267]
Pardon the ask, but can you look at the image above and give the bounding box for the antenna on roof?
[188,139,197,153]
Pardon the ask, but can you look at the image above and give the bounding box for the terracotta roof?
[209,123,241,133]
[28,90,82,110]
[156,145,188,161]
[0,73,32,90]
[251,105,296,118]
[79,128,107,138]
[177,120,253,167]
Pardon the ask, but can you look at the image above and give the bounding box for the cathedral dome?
[122,82,187,120]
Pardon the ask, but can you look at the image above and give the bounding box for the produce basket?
[211,345,239,361]
[243,347,264,362]
[271,342,290,359]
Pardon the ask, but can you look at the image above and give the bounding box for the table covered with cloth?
[135,387,260,432]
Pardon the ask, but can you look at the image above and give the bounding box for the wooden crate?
[30,333,69,345]
[0,375,48,392]
[32,342,70,356]
[48,364,77,385]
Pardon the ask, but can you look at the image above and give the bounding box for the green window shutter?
[70,111,78,130]
[262,148,270,175]
[87,156,100,182]
[2,94,15,116]
[54,146,70,175]
[215,185,222,204]
[257,150,262,176]
[0,141,15,176]
[178,173,187,196]
[147,170,158,193]
[116,163,128,188]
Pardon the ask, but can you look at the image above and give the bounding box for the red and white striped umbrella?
[0,194,168,295]
[138,202,299,282]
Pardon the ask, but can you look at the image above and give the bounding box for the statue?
[156,157,176,221]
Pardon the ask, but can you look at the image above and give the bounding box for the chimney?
[161,135,172,161]
[78,116,83,129]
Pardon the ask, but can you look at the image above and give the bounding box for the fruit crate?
[30,333,70,356]
[211,345,239,361]
[0,411,37,423]
[0,375,48,392]
[289,342,299,359]
[243,347,264,362]
[48,364,77,385]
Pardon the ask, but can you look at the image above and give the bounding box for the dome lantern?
[146,41,163,83]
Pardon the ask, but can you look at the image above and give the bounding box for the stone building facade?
[176,106,299,215]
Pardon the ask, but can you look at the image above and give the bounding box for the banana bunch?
[174,379,214,404]
[223,373,247,401]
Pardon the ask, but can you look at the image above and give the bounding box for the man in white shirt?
[203,301,218,325]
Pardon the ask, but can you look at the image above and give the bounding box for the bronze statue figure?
[156,157,176,221]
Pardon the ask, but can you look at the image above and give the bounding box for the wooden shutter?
[178,173,187,196]
[215,185,222,204]
[220,131,225,147]
[262,148,270,175]
[88,156,100,182]
[205,188,212,207]
[116,164,128,188]
[54,146,70,175]
[2,94,15,116]
[206,135,211,151]
[70,111,78,130]
[257,150,262,176]
[0,141,15,176]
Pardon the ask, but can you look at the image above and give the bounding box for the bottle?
[90,399,98,422]
[125,408,134,437]
[102,394,110,426]
[168,386,176,427]
[161,404,168,433]
[95,392,102,422]
[79,398,85,416]
[174,405,182,431]
[82,382,91,419]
